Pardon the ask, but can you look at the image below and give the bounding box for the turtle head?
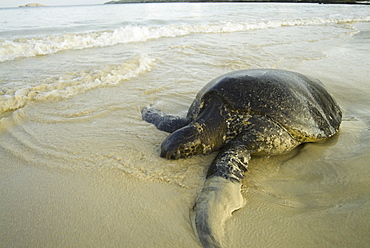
[160,97,228,160]
[161,125,203,160]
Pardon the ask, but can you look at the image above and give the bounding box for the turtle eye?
[168,150,181,160]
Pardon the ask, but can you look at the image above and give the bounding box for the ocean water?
[1,3,370,247]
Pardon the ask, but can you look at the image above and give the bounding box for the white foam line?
[0,54,155,115]
[1,16,369,63]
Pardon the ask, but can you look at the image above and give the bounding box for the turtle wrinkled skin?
[142,69,342,248]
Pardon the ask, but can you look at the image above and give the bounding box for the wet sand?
[1,8,369,248]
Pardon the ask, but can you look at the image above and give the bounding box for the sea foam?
[1,16,369,63]
[0,54,155,115]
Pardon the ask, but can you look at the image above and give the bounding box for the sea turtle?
[142,69,342,248]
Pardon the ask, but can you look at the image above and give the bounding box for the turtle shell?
[195,69,342,142]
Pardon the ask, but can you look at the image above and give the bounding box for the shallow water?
[1,3,370,247]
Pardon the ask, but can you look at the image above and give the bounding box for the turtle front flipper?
[192,176,245,248]
[141,106,191,133]
[193,116,301,247]
[193,144,250,248]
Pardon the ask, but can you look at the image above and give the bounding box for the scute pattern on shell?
[194,69,341,142]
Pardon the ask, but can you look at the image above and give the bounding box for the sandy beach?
[1,3,369,247]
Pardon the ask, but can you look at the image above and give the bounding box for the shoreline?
[1,4,369,248]
[19,3,47,7]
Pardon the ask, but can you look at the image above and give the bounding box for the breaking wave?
[1,16,369,62]
[0,54,155,115]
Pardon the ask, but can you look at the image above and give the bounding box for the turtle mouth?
[160,125,202,160]
[161,149,181,160]
[160,144,201,160]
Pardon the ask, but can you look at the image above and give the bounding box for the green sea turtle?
[142,69,342,248]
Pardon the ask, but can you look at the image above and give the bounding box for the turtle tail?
[192,148,250,248]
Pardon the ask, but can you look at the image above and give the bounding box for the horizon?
[0,0,105,8]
